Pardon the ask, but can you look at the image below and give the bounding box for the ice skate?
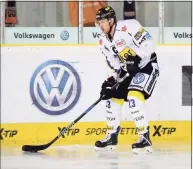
[94,132,118,151]
[132,129,152,154]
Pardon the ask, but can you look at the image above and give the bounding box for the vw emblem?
[60,31,69,40]
[133,73,145,84]
[30,60,81,115]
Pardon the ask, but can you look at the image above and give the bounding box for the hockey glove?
[126,56,141,76]
[100,76,117,100]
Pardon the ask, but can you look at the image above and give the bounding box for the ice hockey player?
[94,6,159,153]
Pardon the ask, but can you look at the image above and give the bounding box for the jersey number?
[128,99,136,108]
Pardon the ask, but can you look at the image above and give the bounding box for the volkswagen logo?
[60,31,69,40]
[133,73,145,84]
[30,60,81,115]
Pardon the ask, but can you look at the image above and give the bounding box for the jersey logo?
[134,28,146,40]
[122,26,127,32]
[118,47,136,62]
[139,32,152,45]
[115,39,126,47]
[133,73,145,84]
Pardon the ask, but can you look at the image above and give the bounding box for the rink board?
[1,45,192,148]
[1,46,191,123]
[1,121,191,147]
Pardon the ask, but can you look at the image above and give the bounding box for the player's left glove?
[126,55,141,76]
[100,76,116,100]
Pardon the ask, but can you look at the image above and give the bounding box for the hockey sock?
[127,91,148,134]
[105,98,124,134]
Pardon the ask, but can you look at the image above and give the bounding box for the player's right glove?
[100,76,116,100]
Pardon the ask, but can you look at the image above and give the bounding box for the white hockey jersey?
[98,19,156,79]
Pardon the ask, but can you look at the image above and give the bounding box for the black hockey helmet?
[96,6,116,21]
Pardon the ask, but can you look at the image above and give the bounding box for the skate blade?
[132,146,153,154]
[94,145,116,151]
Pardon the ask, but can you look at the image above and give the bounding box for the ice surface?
[1,144,191,169]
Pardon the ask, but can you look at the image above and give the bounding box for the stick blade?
[22,144,49,152]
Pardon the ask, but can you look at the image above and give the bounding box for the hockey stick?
[22,73,129,152]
